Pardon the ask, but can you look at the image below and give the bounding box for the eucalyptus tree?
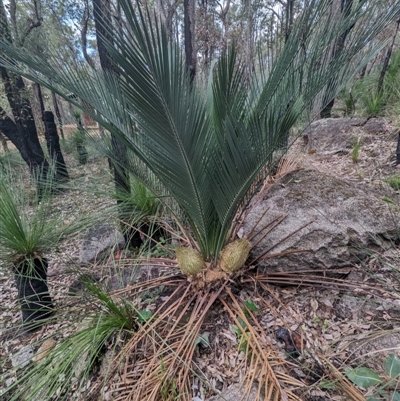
[0,0,399,397]
[0,0,49,180]
[0,0,70,185]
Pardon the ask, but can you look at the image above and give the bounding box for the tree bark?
[51,91,64,139]
[377,19,400,95]
[320,0,354,119]
[284,0,295,42]
[93,0,136,245]
[0,106,45,171]
[396,130,400,166]
[0,0,49,181]
[34,83,69,183]
[43,111,69,182]
[81,0,96,69]
[184,0,196,83]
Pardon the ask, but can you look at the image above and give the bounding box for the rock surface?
[79,223,125,264]
[302,117,391,154]
[11,345,34,368]
[243,169,399,272]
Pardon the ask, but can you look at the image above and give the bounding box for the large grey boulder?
[243,169,399,272]
[79,223,125,264]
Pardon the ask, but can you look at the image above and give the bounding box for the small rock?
[11,344,34,368]
[79,223,125,264]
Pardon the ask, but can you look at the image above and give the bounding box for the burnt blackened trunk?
[34,83,69,184]
[43,111,69,183]
[0,104,48,186]
[396,131,400,166]
[0,70,49,179]
[141,222,168,249]
[14,257,53,332]
[0,3,49,183]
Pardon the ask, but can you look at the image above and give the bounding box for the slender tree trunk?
[51,91,64,139]
[377,19,400,95]
[43,111,69,182]
[284,0,294,42]
[93,0,137,245]
[320,0,354,119]
[184,0,196,83]
[34,83,69,183]
[278,0,295,151]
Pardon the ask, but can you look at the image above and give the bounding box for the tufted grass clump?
[386,174,400,191]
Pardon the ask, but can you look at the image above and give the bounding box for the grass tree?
[0,177,58,331]
[1,0,400,399]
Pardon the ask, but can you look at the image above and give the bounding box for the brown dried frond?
[220,288,304,401]
[106,283,226,401]
[321,357,365,401]
[275,153,302,179]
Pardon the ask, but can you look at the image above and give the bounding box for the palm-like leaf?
[0,0,399,264]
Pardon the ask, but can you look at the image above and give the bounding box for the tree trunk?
[75,116,88,164]
[320,0,354,118]
[43,111,70,183]
[396,131,400,166]
[0,103,49,181]
[14,257,54,332]
[34,83,69,184]
[278,0,296,151]
[184,0,196,83]
[93,0,137,246]
[51,91,64,139]
[0,0,49,182]
[377,19,400,95]
[284,0,295,42]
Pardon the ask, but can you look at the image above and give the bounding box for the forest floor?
[1,119,400,401]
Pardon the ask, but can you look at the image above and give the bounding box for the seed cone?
[176,246,205,275]
[219,238,251,273]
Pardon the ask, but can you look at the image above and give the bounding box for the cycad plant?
[0,176,59,331]
[1,0,400,398]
